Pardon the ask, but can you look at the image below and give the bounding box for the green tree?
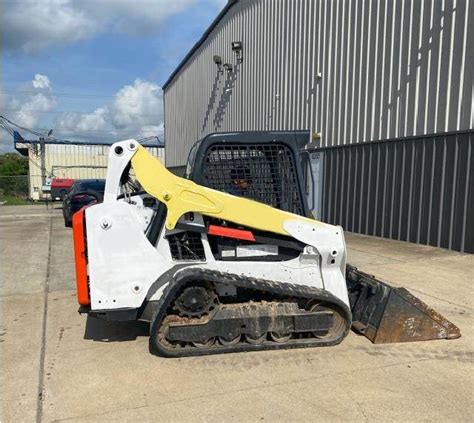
[0,153,29,176]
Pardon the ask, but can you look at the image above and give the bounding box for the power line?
[0,115,164,145]
[0,89,163,102]
[29,127,164,134]
[4,126,164,134]
[0,108,160,117]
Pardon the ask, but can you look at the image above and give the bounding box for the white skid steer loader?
[73,132,460,357]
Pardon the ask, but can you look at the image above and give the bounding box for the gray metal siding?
[320,130,474,253]
[164,0,473,168]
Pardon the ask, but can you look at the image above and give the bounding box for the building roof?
[14,136,163,156]
[162,0,238,90]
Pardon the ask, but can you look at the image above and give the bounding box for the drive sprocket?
[173,285,218,317]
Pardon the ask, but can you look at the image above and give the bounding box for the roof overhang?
[14,139,164,156]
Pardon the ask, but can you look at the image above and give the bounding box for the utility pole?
[39,137,46,186]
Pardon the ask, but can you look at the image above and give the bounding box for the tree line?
[0,153,29,176]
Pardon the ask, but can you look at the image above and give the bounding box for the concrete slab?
[48,217,76,292]
[0,204,62,219]
[347,233,473,315]
[345,232,465,264]
[0,294,45,423]
[0,216,51,297]
[1,206,473,422]
[0,206,51,422]
[41,290,473,422]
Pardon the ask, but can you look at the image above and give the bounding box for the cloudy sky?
[0,0,226,152]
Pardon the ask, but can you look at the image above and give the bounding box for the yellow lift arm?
[131,145,321,234]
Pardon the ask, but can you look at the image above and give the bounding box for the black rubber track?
[149,268,352,357]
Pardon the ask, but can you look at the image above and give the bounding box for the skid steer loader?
[73,132,460,357]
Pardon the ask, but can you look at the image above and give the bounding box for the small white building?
[14,137,165,200]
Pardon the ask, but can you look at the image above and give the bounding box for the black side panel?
[419,140,434,245]
[318,130,473,253]
[452,134,470,252]
[146,202,167,246]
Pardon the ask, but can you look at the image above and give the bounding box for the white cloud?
[2,0,196,53]
[2,0,97,53]
[32,74,51,90]
[2,74,56,131]
[0,74,57,152]
[0,75,163,153]
[111,79,162,128]
[87,0,197,35]
[55,79,164,142]
[13,93,56,129]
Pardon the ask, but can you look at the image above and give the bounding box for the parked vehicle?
[51,178,75,201]
[63,179,105,227]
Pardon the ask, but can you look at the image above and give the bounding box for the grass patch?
[0,195,30,205]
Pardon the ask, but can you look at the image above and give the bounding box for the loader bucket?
[346,265,461,343]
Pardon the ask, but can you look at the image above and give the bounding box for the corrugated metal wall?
[28,144,165,198]
[164,0,473,168]
[319,130,474,252]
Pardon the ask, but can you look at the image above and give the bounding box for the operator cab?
[184,131,313,217]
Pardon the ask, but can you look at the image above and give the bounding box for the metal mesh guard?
[202,144,304,215]
[168,231,205,261]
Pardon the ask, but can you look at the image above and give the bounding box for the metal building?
[163,0,473,252]
[15,138,164,200]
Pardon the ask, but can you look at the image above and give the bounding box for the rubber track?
[149,268,352,357]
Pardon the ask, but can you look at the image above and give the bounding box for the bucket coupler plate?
[346,264,461,343]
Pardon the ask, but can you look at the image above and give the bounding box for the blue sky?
[0,0,225,152]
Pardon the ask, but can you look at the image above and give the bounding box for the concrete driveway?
[1,205,472,422]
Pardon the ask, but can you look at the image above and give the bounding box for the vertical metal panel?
[319,131,474,253]
[163,0,473,169]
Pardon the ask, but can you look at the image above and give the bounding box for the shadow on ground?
[84,316,149,342]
